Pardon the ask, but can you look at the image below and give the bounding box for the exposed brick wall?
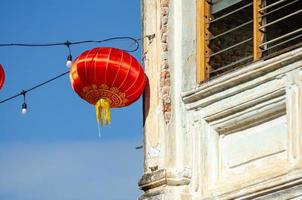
[160,0,171,124]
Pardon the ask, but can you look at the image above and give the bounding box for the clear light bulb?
[21,108,27,115]
[66,60,72,68]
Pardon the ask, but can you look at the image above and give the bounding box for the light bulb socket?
[22,102,27,110]
[67,54,72,61]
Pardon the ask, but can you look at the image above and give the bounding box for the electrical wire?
[0,71,69,104]
[0,36,141,52]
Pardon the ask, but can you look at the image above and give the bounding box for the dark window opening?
[209,0,253,77]
[263,0,302,57]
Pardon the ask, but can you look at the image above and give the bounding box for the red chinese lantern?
[70,47,147,125]
[0,64,5,90]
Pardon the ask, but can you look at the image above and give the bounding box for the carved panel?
[220,116,287,180]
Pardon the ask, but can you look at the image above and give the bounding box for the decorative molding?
[183,48,302,199]
[286,68,302,163]
[182,47,302,107]
[139,168,192,191]
[211,172,302,200]
[210,93,286,135]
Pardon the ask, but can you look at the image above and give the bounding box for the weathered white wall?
[140,0,302,199]
[182,48,302,199]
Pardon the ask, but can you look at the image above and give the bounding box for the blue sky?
[0,0,144,199]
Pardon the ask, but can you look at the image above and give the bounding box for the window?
[196,0,302,83]
[263,0,302,57]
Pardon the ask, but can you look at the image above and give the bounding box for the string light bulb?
[65,40,73,68]
[21,90,27,115]
[21,102,27,114]
[66,54,72,68]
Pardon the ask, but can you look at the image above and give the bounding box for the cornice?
[182,47,302,110]
[138,168,191,191]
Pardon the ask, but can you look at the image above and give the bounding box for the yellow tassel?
[95,98,111,126]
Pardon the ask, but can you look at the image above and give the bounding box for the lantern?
[0,64,5,90]
[70,47,147,125]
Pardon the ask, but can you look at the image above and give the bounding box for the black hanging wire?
[0,34,155,105]
[0,71,69,104]
[65,40,72,55]
[0,36,140,52]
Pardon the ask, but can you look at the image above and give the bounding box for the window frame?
[196,0,301,83]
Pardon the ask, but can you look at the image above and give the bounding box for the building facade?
[139,0,302,199]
